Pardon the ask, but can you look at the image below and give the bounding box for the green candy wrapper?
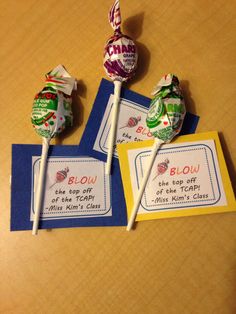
[127,74,186,231]
[31,65,76,235]
[146,74,186,142]
[31,65,76,138]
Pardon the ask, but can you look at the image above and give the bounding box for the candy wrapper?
[127,74,186,231]
[32,65,76,138]
[146,74,185,142]
[103,0,138,174]
[103,0,138,82]
[31,65,76,235]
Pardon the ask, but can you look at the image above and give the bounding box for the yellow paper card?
[117,131,236,221]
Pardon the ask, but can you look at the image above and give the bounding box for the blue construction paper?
[80,78,199,163]
[11,144,127,231]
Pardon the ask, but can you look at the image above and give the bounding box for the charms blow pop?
[127,74,186,231]
[103,0,138,174]
[31,65,76,235]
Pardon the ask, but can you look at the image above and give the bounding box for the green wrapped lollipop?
[31,65,76,235]
[146,74,185,141]
[127,74,186,231]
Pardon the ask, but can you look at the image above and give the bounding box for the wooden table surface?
[1,0,236,313]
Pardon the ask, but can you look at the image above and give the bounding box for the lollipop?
[152,159,169,181]
[31,65,76,235]
[49,167,69,189]
[104,0,138,174]
[119,116,141,129]
[127,74,186,231]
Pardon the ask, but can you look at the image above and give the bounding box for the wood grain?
[0,0,236,313]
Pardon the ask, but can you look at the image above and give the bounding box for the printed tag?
[31,157,111,220]
[11,144,127,231]
[128,140,226,212]
[117,132,236,221]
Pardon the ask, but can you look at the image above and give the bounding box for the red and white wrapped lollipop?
[103,0,138,174]
[152,159,169,181]
[119,116,141,129]
[49,167,69,189]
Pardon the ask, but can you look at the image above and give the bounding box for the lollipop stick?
[49,182,57,189]
[126,138,164,231]
[105,80,122,175]
[32,137,50,235]
[152,174,158,181]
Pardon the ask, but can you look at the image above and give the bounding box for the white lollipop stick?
[32,137,50,235]
[105,80,122,175]
[126,138,164,231]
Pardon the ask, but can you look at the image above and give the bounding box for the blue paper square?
[11,144,127,231]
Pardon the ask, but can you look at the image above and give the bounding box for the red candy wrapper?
[103,0,138,82]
